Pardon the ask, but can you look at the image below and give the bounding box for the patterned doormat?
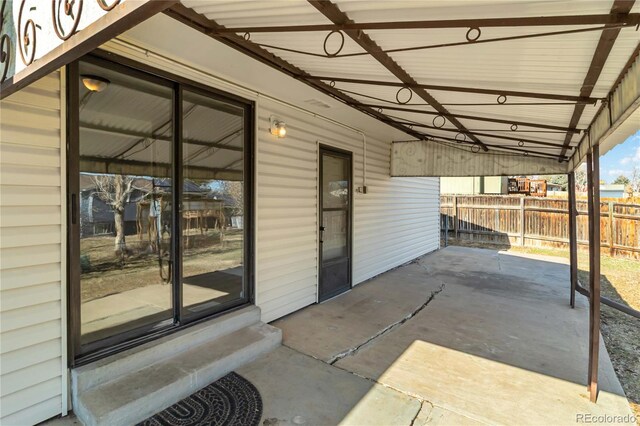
[137,372,263,426]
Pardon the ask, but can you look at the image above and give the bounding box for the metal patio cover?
[167,0,640,177]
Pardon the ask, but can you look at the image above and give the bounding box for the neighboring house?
[440,176,508,195]
[600,184,626,199]
[507,177,548,197]
[79,176,229,236]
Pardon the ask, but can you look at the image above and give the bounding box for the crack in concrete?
[327,282,446,365]
[409,400,424,426]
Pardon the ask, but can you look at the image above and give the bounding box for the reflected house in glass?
[79,176,227,238]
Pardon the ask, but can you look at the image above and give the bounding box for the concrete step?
[73,322,282,426]
[72,305,261,393]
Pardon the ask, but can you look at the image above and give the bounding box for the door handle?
[71,193,78,224]
[319,225,325,243]
[320,226,325,231]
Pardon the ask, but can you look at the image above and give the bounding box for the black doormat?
[137,372,263,426]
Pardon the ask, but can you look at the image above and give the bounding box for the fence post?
[453,195,458,240]
[520,196,525,246]
[444,214,449,247]
[609,201,614,256]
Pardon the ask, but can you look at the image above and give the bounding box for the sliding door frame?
[67,52,255,366]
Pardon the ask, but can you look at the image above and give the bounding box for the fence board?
[440,195,640,259]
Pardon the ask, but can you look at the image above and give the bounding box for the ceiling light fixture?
[81,74,110,92]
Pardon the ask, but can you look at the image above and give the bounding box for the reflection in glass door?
[77,59,174,350]
[181,90,247,319]
[69,55,252,360]
[319,146,352,302]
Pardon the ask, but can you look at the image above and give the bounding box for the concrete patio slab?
[237,346,423,426]
[49,247,634,426]
[275,246,636,425]
[413,402,485,426]
[271,263,444,363]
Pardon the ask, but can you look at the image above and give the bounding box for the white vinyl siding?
[103,22,441,325]
[256,99,440,323]
[0,72,66,425]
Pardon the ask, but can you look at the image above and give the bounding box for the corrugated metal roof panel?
[336,0,614,21]
[181,0,328,27]
[177,0,637,163]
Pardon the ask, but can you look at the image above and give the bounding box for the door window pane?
[322,155,349,208]
[181,90,246,316]
[78,61,174,347]
[322,210,348,260]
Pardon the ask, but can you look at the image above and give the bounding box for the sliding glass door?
[181,90,246,319]
[69,54,253,361]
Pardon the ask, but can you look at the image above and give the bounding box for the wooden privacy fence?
[440,195,640,259]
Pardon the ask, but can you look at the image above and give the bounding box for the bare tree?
[631,166,640,193]
[220,180,243,216]
[92,175,135,254]
[574,166,588,192]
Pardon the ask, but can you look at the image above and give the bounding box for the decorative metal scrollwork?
[0,33,9,82]
[395,86,412,104]
[466,27,481,42]
[432,115,446,128]
[518,140,525,147]
[18,0,37,66]
[0,0,11,82]
[471,143,481,153]
[497,94,507,104]
[97,0,120,11]
[52,0,83,41]
[510,123,518,131]
[0,0,122,82]
[455,132,467,143]
[323,30,344,57]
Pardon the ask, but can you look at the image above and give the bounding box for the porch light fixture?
[81,74,110,92]
[270,117,287,138]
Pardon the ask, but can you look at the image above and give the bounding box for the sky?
[599,129,640,183]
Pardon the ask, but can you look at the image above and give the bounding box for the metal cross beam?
[308,0,490,152]
[211,13,640,33]
[304,76,601,104]
[558,0,636,160]
[387,120,572,149]
[361,104,581,133]
[411,131,568,160]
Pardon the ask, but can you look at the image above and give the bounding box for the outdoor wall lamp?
[270,117,287,138]
[81,74,110,92]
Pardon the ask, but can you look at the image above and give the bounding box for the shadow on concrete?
[268,246,634,425]
[440,212,514,249]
